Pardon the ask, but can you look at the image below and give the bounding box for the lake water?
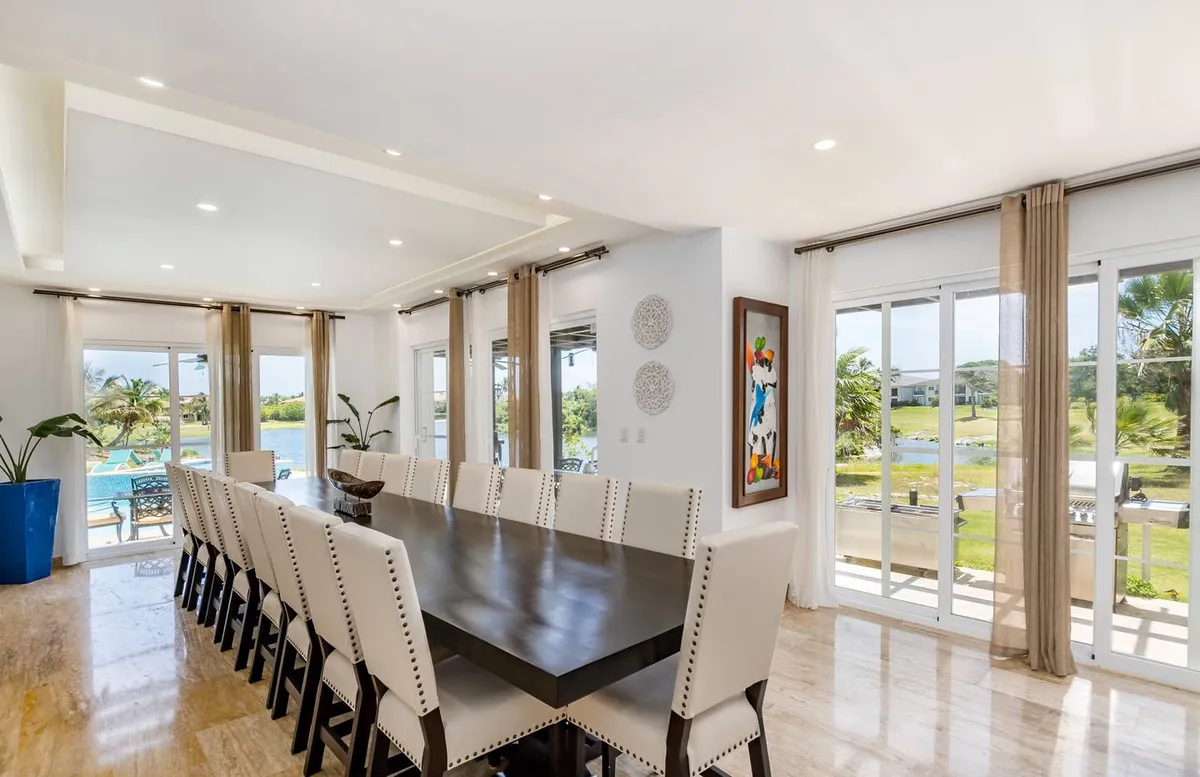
[891,437,996,465]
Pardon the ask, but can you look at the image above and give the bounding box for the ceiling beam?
[65,83,552,227]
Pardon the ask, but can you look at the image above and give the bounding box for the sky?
[836,282,1100,371]
[84,349,306,398]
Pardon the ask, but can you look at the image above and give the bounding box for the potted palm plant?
[327,393,400,452]
[0,414,101,584]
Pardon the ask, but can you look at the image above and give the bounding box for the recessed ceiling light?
[538,194,553,201]
[389,239,403,246]
[137,76,165,88]
[202,297,214,302]
[813,139,837,151]
[195,202,219,212]
[384,148,403,157]
[87,287,101,292]
[392,303,402,308]
[558,246,570,253]
[296,306,306,311]
[433,289,444,295]
[160,264,174,270]
[487,271,499,277]
[311,282,322,288]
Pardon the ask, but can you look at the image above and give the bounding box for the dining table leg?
[551,721,587,777]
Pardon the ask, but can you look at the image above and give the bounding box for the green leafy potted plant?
[0,414,101,584]
[327,393,400,452]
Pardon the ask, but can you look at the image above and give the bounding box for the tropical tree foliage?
[1118,269,1192,447]
[1086,397,1177,456]
[836,347,882,456]
[87,377,168,447]
[956,360,998,419]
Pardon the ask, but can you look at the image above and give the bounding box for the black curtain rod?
[398,245,609,315]
[32,289,345,319]
[794,153,1200,255]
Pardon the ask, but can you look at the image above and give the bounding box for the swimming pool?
[86,461,211,514]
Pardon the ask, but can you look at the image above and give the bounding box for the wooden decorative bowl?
[327,469,385,500]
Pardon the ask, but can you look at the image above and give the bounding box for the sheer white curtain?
[59,297,87,566]
[789,251,837,608]
[537,271,552,471]
[205,310,226,474]
[465,293,494,464]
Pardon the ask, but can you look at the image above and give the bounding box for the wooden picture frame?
[732,296,788,508]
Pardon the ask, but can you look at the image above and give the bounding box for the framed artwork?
[732,296,788,508]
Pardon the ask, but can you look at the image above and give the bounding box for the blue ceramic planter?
[0,479,60,584]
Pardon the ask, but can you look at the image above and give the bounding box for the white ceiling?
[2,1,1200,293]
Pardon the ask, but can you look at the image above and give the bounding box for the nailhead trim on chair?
[325,523,363,662]
[276,504,310,619]
[675,546,713,718]
[446,716,564,770]
[685,488,700,559]
[383,547,431,715]
[537,474,552,527]
[376,718,419,765]
[696,731,760,774]
[219,482,251,569]
[201,478,227,553]
[567,717,660,774]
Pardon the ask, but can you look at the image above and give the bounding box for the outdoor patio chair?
[129,474,173,541]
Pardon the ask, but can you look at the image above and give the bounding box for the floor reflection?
[2,550,1200,776]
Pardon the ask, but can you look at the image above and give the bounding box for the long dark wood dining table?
[266,477,693,775]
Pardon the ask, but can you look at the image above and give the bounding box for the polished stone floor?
[3,550,1200,776]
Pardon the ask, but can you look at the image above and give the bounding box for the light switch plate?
[637,427,646,443]
[620,427,629,443]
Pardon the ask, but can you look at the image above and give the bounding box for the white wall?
[82,299,206,344]
[720,229,793,530]
[0,284,70,555]
[547,229,726,537]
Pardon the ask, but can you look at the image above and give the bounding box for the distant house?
[890,375,992,407]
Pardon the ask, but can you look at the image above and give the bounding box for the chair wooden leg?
[234,583,260,671]
[266,614,291,710]
[220,589,243,652]
[746,680,771,777]
[602,743,616,777]
[182,555,202,611]
[271,637,297,720]
[366,722,391,777]
[214,561,235,643]
[303,682,335,777]
[174,546,189,598]
[291,631,323,756]
[249,611,273,686]
[198,555,220,626]
[346,661,378,776]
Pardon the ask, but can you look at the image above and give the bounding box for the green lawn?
[836,458,1191,602]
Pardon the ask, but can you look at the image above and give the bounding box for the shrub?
[1126,576,1159,599]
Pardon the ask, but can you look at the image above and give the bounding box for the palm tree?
[956,360,998,420]
[836,347,882,455]
[83,361,107,400]
[1085,397,1177,456]
[88,376,168,447]
[1118,269,1192,446]
[184,393,210,425]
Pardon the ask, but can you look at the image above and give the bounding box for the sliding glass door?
[415,344,448,459]
[254,351,309,478]
[84,346,188,556]
[834,258,1200,685]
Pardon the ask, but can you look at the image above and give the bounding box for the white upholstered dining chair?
[194,470,232,629]
[224,450,277,482]
[409,457,450,505]
[496,467,554,527]
[617,482,702,558]
[331,522,563,775]
[207,473,257,653]
[451,462,501,515]
[338,449,364,476]
[255,489,321,755]
[568,521,798,777]
[179,467,214,613]
[232,482,276,674]
[553,473,619,540]
[288,505,375,777]
[165,463,198,601]
[357,451,386,482]
[380,453,415,496]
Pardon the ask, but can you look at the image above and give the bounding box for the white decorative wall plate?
[633,361,674,415]
[631,294,672,350]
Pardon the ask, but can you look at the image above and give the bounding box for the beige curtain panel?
[219,303,255,453]
[507,265,541,469]
[993,182,1076,677]
[447,290,467,498]
[310,311,333,479]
